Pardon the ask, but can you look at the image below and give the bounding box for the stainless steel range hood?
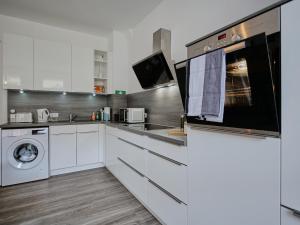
[132,28,175,89]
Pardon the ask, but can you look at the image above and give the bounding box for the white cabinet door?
[77,131,99,165]
[281,0,300,212]
[71,46,94,93]
[50,133,77,170]
[3,33,33,89]
[187,127,280,225]
[282,207,300,225]
[34,39,71,91]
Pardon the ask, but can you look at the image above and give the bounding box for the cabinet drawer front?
[118,157,147,204]
[145,136,188,165]
[117,137,146,174]
[77,124,99,133]
[147,180,188,225]
[50,125,76,135]
[118,129,146,148]
[147,151,188,203]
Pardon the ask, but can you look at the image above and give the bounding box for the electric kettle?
[37,109,50,123]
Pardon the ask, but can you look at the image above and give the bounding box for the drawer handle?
[148,179,184,205]
[148,150,184,166]
[77,131,98,134]
[118,137,144,150]
[117,157,145,178]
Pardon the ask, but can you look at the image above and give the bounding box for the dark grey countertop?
[0,121,187,146]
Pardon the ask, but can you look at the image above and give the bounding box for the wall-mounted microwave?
[119,108,145,123]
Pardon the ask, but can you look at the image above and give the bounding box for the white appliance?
[13,112,33,123]
[37,109,50,123]
[119,108,145,123]
[1,128,49,186]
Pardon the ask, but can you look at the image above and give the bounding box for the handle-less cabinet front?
[34,39,71,91]
[50,125,77,171]
[71,46,94,93]
[77,131,99,166]
[3,33,34,90]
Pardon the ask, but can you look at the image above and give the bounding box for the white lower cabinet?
[282,207,300,225]
[147,150,188,204]
[105,133,121,178]
[50,124,103,175]
[77,131,99,165]
[105,126,188,225]
[118,158,147,204]
[50,132,77,170]
[50,125,77,171]
[187,127,280,225]
[147,180,188,225]
[117,137,146,175]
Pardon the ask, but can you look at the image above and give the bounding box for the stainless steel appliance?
[119,108,145,123]
[132,29,175,89]
[175,7,281,137]
[11,112,33,123]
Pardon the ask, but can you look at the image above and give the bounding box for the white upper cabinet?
[3,33,34,90]
[71,46,94,93]
[34,39,71,91]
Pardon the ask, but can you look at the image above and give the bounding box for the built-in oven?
[175,7,281,137]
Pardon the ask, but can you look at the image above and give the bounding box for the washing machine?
[1,127,49,186]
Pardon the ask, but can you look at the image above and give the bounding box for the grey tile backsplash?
[8,90,108,121]
[127,85,184,127]
[8,85,183,126]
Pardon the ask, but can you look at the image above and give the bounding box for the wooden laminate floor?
[0,168,161,225]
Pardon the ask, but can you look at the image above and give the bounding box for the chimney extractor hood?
[132,28,175,89]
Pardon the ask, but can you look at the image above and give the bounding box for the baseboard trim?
[50,162,105,176]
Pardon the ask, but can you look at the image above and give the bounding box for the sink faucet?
[69,113,77,122]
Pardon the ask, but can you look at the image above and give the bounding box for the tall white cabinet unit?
[281,1,300,224]
[3,33,34,89]
[71,46,94,93]
[187,127,280,225]
[34,39,71,91]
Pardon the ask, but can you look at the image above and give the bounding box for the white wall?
[128,0,279,93]
[0,14,109,124]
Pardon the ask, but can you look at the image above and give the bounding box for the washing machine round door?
[8,139,45,170]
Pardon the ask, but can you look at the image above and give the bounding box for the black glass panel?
[175,33,280,133]
[132,52,174,89]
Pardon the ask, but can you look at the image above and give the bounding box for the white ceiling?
[0,0,162,37]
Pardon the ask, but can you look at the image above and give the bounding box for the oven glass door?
[183,33,279,134]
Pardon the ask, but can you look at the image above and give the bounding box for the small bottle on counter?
[96,111,100,121]
[91,112,96,121]
[100,109,104,121]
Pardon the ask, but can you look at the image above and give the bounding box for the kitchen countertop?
[0,121,187,146]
